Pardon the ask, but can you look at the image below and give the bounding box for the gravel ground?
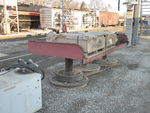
[38,39,150,113]
[1,38,150,113]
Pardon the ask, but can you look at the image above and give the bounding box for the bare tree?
[89,0,106,10]
[23,0,48,5]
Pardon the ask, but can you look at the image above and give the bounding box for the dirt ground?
[1,38,150,113]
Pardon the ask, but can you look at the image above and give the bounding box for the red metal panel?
[99,11,119,26]
[28,41,84,60]
[83,44,127,64]
[29,41,127,63]
[99,11,108,25]
[8,10,40,16]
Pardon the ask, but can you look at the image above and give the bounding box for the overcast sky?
[76,0,127,15]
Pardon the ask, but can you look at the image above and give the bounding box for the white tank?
[40,8,52,29]
[0,0,17,6]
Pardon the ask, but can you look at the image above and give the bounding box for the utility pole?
[61,0,64,32]
[118,0,120,11]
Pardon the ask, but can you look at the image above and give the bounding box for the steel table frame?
[28,41,127,65]
[28,40,127,88]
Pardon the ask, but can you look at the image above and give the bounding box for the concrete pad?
[0,30,50,40]
[140,36,150,39]
[0,53,8,58]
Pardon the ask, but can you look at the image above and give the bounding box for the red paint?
[63,24,67,32]
[28,41,84,60]
[8,10,40,16]
[28,41,127,64]
[29,12,40,16]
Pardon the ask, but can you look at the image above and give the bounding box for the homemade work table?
[28,31,127,88]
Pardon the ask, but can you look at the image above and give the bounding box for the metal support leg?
[102,55,107,59]
[49,58,89,88]
[65,58,73,74]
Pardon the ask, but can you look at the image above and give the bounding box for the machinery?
[0,0,19,34]
[0,59,44,113]
[28,31,128,88]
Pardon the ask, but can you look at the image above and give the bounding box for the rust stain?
[4,86,16,92]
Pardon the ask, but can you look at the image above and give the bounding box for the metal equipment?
[0,0,19,34]
[124,1,141,45]
[28,32,128,88]
[140,0,150,36]
[0,59,43,113]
